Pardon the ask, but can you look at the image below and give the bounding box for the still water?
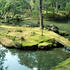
[0,45,69,70]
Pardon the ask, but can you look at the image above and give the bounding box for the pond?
[0,45,69,70]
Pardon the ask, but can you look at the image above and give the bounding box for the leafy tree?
[65,2,70,14]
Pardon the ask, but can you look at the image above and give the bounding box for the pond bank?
[51,57,70,70]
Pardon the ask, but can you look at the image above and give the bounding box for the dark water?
[0,45,69,70]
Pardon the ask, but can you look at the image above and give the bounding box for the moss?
[30,32,36,36]
[28,35,51,43]
[0,25,69,49]
[51,58,70,70]
[59,31,69,36]
[53,43,57,47]
[22,41,38,47]
[38,42,52,48]
[0,37,15,48]
[47,38,55,43]
[7,36,16,41]
[15,29,23,32]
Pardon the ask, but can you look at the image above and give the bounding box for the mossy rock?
[7,36,16,41]
[20,36,25,41]
[47,38,55,43]
[38,42,52,49]
[15,36,25,41]
[15,42,22,49]
[59,31,69,36]
[15,29,23,32]
[0,37,15,48]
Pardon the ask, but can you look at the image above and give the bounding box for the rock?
[59,31,69,36]
[15,42,22,49]
[0,37,15,48]
[15,29,23,32]
[46,24,59,33]
[1,21,8,23]
[21,37,25,41]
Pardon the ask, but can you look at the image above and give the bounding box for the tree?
[39,0,44,36]
[65,2,70,23]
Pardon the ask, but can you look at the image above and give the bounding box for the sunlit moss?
[22,41,38,47]
[38,42,52,48]
[51,58,70,70]
[0,25,68,49]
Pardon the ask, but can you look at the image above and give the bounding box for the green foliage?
[20,37,25,41]
[65,2,70,13]
[15,29,23,32]
[0,0,69,22]
[38,42,52,48]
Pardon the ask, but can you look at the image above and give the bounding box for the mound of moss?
[0,25,64,49]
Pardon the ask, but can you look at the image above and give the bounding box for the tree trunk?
[39,0,43,36]
[56,2,58,12]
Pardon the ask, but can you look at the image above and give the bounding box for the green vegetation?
[0,0,70,26]
[0,25,70,50]
[0,25,60,49]
[0,25,54,49]
[51,57,70,70]
[0,0,70,70]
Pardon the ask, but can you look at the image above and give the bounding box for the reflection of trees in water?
[17,51,51,70]
[0,49,8,70]
[9,49,65,70]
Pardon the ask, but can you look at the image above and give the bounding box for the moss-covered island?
[0,25,70,50]
[0,25,57,49]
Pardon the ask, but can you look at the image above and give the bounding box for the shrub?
[15,29,23,32]
[20,37,25,41]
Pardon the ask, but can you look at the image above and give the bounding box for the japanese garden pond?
[0,21,70,70]
[0,45,69,70]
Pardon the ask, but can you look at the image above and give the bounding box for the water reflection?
[0,45,8,70]
[9,48,68,70]
[0,45,69,70]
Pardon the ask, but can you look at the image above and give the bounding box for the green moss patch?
[51,58,70,70]
[38,42,52,47]
[22,41,38,47]
[0,25,67,49]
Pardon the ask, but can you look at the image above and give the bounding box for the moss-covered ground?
[0,25,56,49]
[0,25,70,49]
[51,57,70,70]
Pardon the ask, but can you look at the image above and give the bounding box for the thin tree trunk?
[39,0,43,36]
